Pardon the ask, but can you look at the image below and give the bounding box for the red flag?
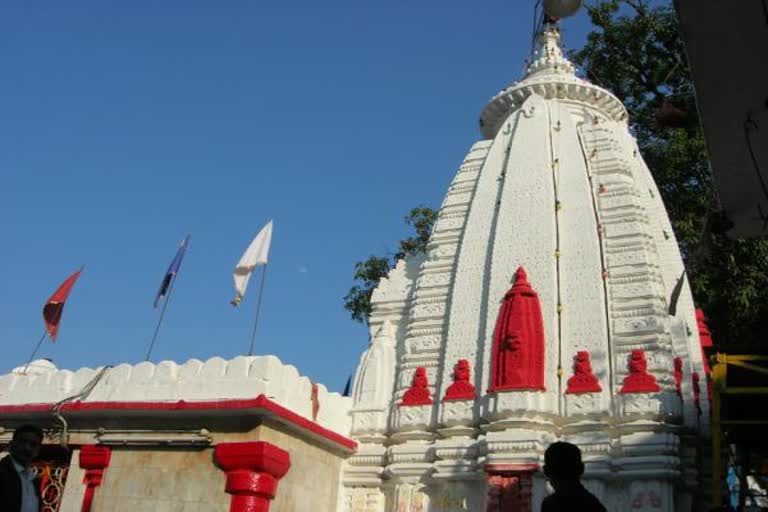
[43,267,83,341]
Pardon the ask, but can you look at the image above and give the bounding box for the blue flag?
[154,235,190,308]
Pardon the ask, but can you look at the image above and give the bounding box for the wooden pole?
[248,265,268,356]
[22,330,48,375]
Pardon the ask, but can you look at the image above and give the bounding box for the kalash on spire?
[0,15,712,512]
[344,18,711,512]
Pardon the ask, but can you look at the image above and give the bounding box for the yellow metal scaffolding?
[711,353,768,507]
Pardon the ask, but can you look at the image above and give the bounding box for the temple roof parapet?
[0,356,352,437]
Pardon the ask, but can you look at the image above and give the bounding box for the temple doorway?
[485,469,535,512]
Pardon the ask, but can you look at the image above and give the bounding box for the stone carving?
[353,321,397,410]
[443,360,476,401]
[632,490,663,509]
[692,372,701,413]
[401,368,433,406]
[439,399,474,428]
[565,351,602,394]
[673,357,683,398]
[490,267,545,391]
[620,350,661,394]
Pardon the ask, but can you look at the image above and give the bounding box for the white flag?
[231,220,273,306]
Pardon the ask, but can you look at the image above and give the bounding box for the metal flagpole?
[145,275,179,361]
[22,330,48,375]
[248,265,268,356]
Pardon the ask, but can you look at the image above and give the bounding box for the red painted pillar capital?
[79,445,111,512]
[214,441,291,512]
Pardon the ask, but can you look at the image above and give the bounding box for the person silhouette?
[541,442,606,512]
[1,424,43,512]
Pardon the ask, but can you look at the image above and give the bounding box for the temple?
[0,25,711,512]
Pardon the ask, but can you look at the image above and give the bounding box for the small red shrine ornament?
[490,267,546,391]
[444,359,476,401]
[565,351,602,394]
[673,357,683,397]
[401,367,433,406]
[620,349,661,394]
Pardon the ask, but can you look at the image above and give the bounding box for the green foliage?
[344,207,438,324]
[572,0,768,345]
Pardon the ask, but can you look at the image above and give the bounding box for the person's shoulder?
[540,493,559,512]
[0,455,17,482]
[0,455,14,471]
[582,488,607,512]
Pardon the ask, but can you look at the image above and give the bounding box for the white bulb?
[542,0,583,19]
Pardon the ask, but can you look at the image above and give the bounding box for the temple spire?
[524,23,575,79]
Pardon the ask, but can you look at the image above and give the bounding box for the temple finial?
[524,23,575,78]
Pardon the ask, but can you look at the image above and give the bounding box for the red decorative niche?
[489,267,545,392]
[673,357,683,397]
[79,445,111,512]
[620,350,661,394]
[565,351,602,394]
[214,441,290,512]
[400,367,433,406]
[444,359,476,401]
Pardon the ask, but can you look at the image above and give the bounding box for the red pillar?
[214,441,291,512]
[79,445,112,512]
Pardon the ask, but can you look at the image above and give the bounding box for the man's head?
[543,442,584,488]
[9,424,43,466]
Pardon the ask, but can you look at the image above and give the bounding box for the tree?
[344,207,438,324]
[571,0,768,346]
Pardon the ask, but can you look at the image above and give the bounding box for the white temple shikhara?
[0,25,712,512]
[343,25,711,511]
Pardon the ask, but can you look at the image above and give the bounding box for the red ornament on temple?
[696,309,713,348]
[695,308,713,376]
[444,359,476,401]
[400,367,433,406]
[620,349,661,394]
[489,267,546,392]
[565,351,602,394]
[673,357,683,398]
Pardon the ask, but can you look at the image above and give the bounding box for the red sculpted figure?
[490,267,546,391]
[620,349,661,393]
[401,367,433,406]
[673,357,683,397]
[444,359,476,401]
[566,351,602,394]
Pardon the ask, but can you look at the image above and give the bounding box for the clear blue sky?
[0,1,598,391]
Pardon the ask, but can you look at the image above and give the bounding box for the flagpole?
[248,265,268,356]
[22,330,48,375]
[145,275,178,362]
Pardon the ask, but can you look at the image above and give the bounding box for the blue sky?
[0,1,598,391]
